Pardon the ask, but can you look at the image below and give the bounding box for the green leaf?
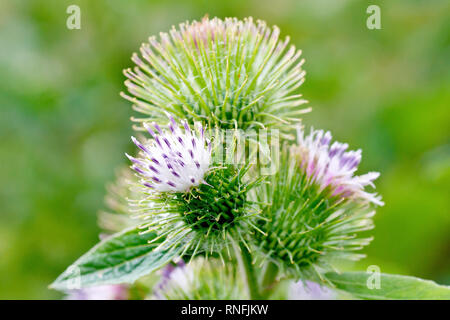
[50,226,181,290]
[326,271,450,300]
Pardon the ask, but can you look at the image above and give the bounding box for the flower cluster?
[52,17,386,300]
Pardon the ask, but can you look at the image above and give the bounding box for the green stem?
[237,242,261,300]
[260,261,279,299]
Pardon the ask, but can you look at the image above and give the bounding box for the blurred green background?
[0,0,449,299]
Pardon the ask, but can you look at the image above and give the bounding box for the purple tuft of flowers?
[127,113,211,193]
[295,126,383,206]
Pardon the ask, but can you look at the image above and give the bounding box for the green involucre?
[254,147,375,281]
[133,164,263,259]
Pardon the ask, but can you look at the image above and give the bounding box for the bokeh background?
[0,0,449,299]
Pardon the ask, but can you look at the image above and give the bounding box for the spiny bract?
[122,17,310,132]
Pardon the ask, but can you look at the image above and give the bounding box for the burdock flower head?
[294,127,383,206]
[255,126,383,280]
[127,113,262,259]
[122,17,310,132]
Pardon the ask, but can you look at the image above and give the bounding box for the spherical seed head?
[122,17,309,131]
[255,129,383,280]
